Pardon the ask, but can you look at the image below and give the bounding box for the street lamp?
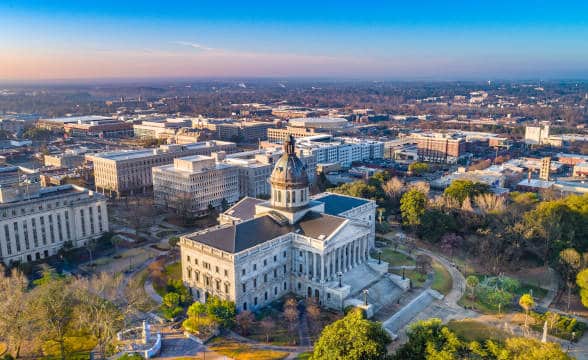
[402,267,405,280]
[363,289,369,306]
[377,250,382,265]
[337,272,343,288]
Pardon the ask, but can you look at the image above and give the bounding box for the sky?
[1,0,588,81]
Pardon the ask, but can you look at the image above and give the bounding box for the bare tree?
[382,177,404,200]
[305,298,321,337]
[474,193,506,215]
[260,318,276,343]
[415,255,431,275]
[0,267,34,358]
[236,310,255,336]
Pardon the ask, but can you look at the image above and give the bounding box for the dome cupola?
[269,135,310,209]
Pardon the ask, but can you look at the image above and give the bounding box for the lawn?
[446,319,510,343]
[295,352,312,359]
[431,260,453,295]
[152,261,182,296]
[458,274,548,314]
[43,331,97,359]
[390,268,427,287]
[372,248,415,267]
[208,337,289,360]
[155,229,178,238]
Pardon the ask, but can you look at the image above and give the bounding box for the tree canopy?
[444,180,490,204]
[400,189,428,226]
[311,308,391,360]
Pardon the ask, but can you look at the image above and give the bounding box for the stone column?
[320,254,324,282]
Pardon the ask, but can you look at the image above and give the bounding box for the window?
[297,282,301,290]
[254,297,258,306]
[224,284,229,293]
[283,265,287,274]
[284,282,287,290]
[242,268,246,276]
[263,259,267,266]
[273,269,277,278]
[224,269,228,277]
[187,255,191,262]
[273,255,277,262]
[253,278,257,288]
[215,266,219,273]
[299,264,303,272]
[242,283,246,292]
[283,251,287,258]
[274,287,278,295]
[253,264,257,271]
[263,274,267,283]
[243,302,247,310]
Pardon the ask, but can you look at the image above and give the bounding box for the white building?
[295,135,384,168]
[152,153,240,217]
[180,136,379,311]
[223,149,316,198]
[0,166,108,265]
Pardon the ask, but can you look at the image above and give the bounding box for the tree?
[260,318,276,343]
[382,177,404,201]
[576,269,588,308]
[306,298,321,336]
[408,162,430,176]
[519,293,535,328]
[415,255,431,275]
[31,276,78,360]
[465,276,479,300]
[311,309,391,360]
[444,180,490,205]
[205,296,236,329]
[0,267,33,358]
[283,298,300,343]
[440,233,463,260]
[559,248,582,311]
[161,292,183,320]
[235,310,255,336]
[416,209,457,243]
[400,189,427,227]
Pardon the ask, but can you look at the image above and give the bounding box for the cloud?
[173,41,215,51]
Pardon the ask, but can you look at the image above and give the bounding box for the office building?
[0,166,108,265]
[86,141,236,197]
[413,133,466,164]
[152,153,240,217]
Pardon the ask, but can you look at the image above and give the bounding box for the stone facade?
[180,137,377,311]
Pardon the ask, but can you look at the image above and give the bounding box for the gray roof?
[223,197,264,221]
[315,193,370,215]
[186,215,292,253]
[185,211,347,253]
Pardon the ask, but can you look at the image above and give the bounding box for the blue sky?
[1,1,588,80]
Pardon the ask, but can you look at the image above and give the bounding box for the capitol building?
[179,136,381,311]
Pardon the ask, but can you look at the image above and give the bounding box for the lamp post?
[337,272,343,288]
[377,250,382,265]
[363,289,369,306]
[402,267,405,280]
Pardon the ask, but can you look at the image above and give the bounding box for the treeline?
[0,267,142,359]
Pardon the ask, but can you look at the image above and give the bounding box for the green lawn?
[446,320,510,343]
[208,337,289,360]
[390,268,427,287]
[295,352,312,360]
[153,262,182,296]
[458,274,548,314]
[431,260,453,295]
[373,248,415,267]
[42,332,97,359]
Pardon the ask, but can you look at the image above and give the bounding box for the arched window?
[286,191,290,203]
[243,302,247,310]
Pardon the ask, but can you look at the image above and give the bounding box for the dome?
[270,136,309,189]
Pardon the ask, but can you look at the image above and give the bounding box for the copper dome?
[270,135,309,189]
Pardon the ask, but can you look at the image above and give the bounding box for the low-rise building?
[63,118,133,138]
[86,141,236,197]
[133,118,193,140]
[573,162,588,177]
[153,154,240,217]
[0,166,108,265]
[412,132,467,164]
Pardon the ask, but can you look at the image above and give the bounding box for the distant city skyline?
[1,0,588,81]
